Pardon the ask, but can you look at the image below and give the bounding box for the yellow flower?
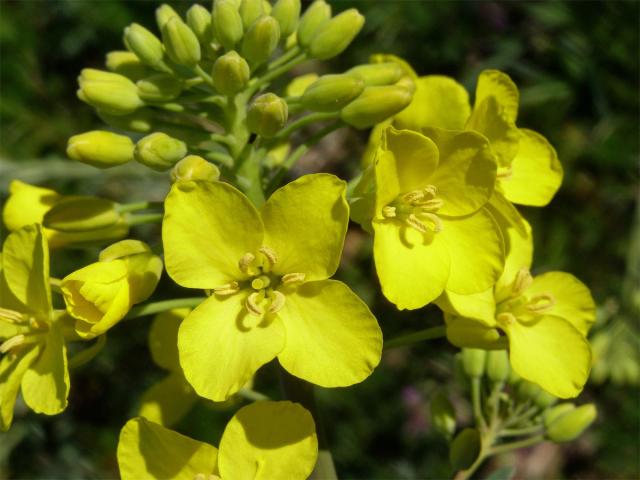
[118,401,318,480]
[0,225,70,430]
[163,173,382,401]
[61,240,163,339]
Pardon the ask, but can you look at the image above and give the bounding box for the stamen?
[423,185,438,197]
[381,206,396,218]
[405,214,428,233]
[245,292,264,316]
[0,307,26,324]
[511,269,533,297]
[526,294,556,313]
[258,246,278,270]
[0,334,25,354]
[239,253,256,275]
[415,212,443,233]
[251,275,271,290]
[414,198,444,210]
[402,190,425,204]
[496,312,517,327]
[282,272,306,285]
[497,166,513,179]
[267,290,286,314]
[212,281,240,296]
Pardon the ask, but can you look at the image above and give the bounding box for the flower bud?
[67,130,134,168]
[285,73,318,97]
[62,240,163,339]
[77,69,144,115]
[308,8,364,60]
[105,51,149,81]
[156,3,180,30]
[123,23,165,67]
[486,350,510,384]
[347,62,403,87]
[430,391,456,439]
[213,0,244,51]
[212,50,250,95]
[461,348,486,378]
[161,17,201,67]
[43,197,121,232]
[272,0,301,38]
[98,109,154,133]
[186,4,213,44]
[546,404,597,443]
[134,132,187,171]
[543,403,576,429]
[247,93,288,138]
[171,155,221,182]
[534,391,557,410]
[297,0,331,48]
[516,380,542,402]
[301,73,364,112]
[239,0,264,29]
[340,84,412,129]
[136,74,183,102]
[241,15,280,67]
[449,428,481,471]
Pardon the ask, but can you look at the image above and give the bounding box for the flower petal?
[138,372,197,427]
[178,294,285,401]
[218,401,318,480]
[474,70,519,123]
[437,288,496,326]
[373,221,450,309]
[394,75,471,131]
[276,280,382,387]
[500,129,563,206]
[445,315,503,349]
[163,181,263,289]
[118,417,218,480]
[0,345,41,431]
[503,314,591,398]
[149,309,190,372]
[262,174,349,282]
[2,180,60,232]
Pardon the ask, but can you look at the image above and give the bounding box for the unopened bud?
[534,391,557,410]
[105,51,149,81]
[43,197,121,232]
[285,73,318,97]
[171,155,220,182]
[449,428,481,471]
[272,0,301,38]
[212,51,250,95]
[347,63,403,87]
[543,403,576,429]
[98,109,154,133]
[77,69,143,115]
[461,348,486,379]
[134,132,187,171]
[124,23,165,67]
[100,238,152,261]
[301,73,364,112]
[162,17,201,67]
[340,84,412,129]
[213,0,244,51]
[242,15,280,67]
[516,381,542,402]
[247,93,288,138]
[486,350,510,384]
[156,4,180,30]
[430,391,456,439]
[137,74,183,102]
[239,0,264,29]
[308,8,364,60]
[297,0,331,48]
[186,4,213,44]
[67,130,134,168]
[546,404,597,443]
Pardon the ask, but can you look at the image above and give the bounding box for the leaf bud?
[297,0,331,48]
[156,4,180,30]
[77,69,144,115]
[247,93,288,138]
[212,51,250,95]
[136,73,183,102]
[272,0,301,38]
[43,197,122,233]
[486,350,510,384]
[461,348,487,379]
[186,4,213,44]
[123,23,165,68]
[340,84,412,129]
[449,428,481,471]
[430,391,456,439]
[98,109,154,133]
[171,155,221,182]
[105,51,149,81]
[241,15,280,67]
[213,0,244,51]
[308,8,364,60]
[67,130,134,168]
[161,17,201,67]
[543,403,576,429]
[301,73,364,112]
[347,62,403,87]
[239,0,264,30]
[134,132,187,171]
[545,404,597,443]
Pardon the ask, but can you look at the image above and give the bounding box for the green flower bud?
[77,69,143,115]
[247,93,288,138]
[347,62,404,87]
[186,4,213,44]
[272,0,301,38]
[43,197,122,233]
[105,51,149,81]
[134,132,187,171]
[285,73,318,97]
[297,0,331,48]
[212,51,250,95]
[507,365,522,385]
[430,391,456,439]
[486,350,510,384]
[301,73,364,112]
[449,428,481,471]
[543,403,576,429]
[156,4,180,30]
[516,381,542,402]
[98,109,154,133]
[461,348,487,379]
[171,155,221,182]
[239,0,264,29]
[161,17,201,67]
[123,23,164,67]
[308,8,364,60]
[534,391,558,410]
[136,74,183,102]
[213,0,244,51]
[241,15,280,67]
[67,130,134,168]
[340,84,412,129]
[546,404,597,443]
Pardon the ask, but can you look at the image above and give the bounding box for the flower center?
[0,307,50,354]
[496,268,556,327]
[193,474,220,480]
[381,185,444,234]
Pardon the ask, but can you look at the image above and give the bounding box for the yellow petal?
[361,121,390,167]
[445,315,503,349]
[500,129,563,206]
[218,401,318,480]
[118,417,218,480]
[178,294,285,401]
[124,253,164,304]
[373,221,450,309]
[437,288,496,326]
[474,69,519,123]
[262,174,349,282]
[276,280,382,387]
[2,180,60,232]
[149,309,190,371]
[163,181,263,289]
[394,76,471,131]
[0,345,41,431]
[138,372,197,427]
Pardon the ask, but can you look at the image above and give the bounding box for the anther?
[402,190,425,204]
[0,334,25,354]
[415,198,444,210]
[423,185,438,197]
[496,312,517,327]
[381,206,396,218]
[406,214,428,233]
[245,292,264,316]
[415,212,443,233]
[282,272,306,285]
[497,166,513,179]
[258,246,278,271]
[212,281,240,296]
[267,290,286,314]
[251,275,271,290]
[527,294,556,313]
[0,307,25,324]
[511,269,533,297]
[239,253,256,275]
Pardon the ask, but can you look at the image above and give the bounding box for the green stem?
[488,434,545,456]
[382,325,446,350]
[268,45,301,70]
[69,335,107,370]
[116,201,163,214]
[194,64,216,88]
[471,377,487,430]
[124,297,206,320]
[499,425,544,438]
[270,112,339,143]
[126,213,164,226]
[503,405,539,428]
[50,277,62,294]
[237,388,270,402]
[248,53,306,94]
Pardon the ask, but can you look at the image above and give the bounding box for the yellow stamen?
[511,268,533,297]
[0,307,25,324]
[212,281,240,296]
[527,294,556,313]
[258,246,278,270]
[0,334,25,354]
[402,190,425,204]
[245,292,264,316]
[496,312,517,327]
[406,214,428,233]
[381,206,396,218]
[282,272,306,285]
[415,211,443,233]
[239,253,256,275]
[497,166,513,179]
[267,290,286,314]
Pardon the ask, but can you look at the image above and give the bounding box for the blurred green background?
[1,1,638,478]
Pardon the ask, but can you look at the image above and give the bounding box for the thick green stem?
[126,213,164,226]
[382,325,446,350]
[124,297,206,320]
